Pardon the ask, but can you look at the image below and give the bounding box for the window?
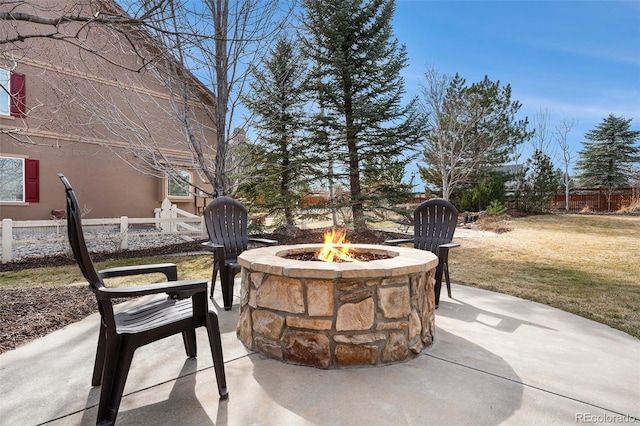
[167,170,192,199]
[0,69,26,117]
[0,156,39,202]
[0,69,9,116]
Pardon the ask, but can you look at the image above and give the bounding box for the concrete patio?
[1,283,638,425]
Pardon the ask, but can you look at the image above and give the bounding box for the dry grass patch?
[475,214,512,233]
[450,214,640,338]
[618,200,640,213]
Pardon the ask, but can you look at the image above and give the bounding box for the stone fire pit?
[236,244,439,368]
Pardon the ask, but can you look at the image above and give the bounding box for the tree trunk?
[344,90,365,230]
[280,133,294,225]
[441,174,450,201]
[214,0,229,194]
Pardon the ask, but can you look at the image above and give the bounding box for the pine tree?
[301,0,425,230]
[239,37,310,226]
[576,114,640,190]
[516,150,558,213]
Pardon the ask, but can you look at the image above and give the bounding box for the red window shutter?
[10,72,26,118]
[25,159,39,203]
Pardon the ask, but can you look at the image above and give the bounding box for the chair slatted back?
[203,196,249,259]
[59,174,115,324]
[413,198,459,253]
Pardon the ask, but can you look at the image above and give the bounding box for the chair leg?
[221,269,234,311]
[210,260,219,299]
[434,262,445,308]
[205,311,229,400]
[97,335,122,424]
[444,260,452,299]
[99,340,136,425]
[441,250,451,299]
[182,329,198,358]
[92,325,107,386]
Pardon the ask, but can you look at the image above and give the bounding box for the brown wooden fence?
[552,187,639,212]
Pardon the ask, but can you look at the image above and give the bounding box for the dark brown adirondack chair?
[386,198,460,307]
[202,196,277,310]
[58,174,228,425]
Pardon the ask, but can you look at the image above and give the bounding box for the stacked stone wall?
[237,267,436,369]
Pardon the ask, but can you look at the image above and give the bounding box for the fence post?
[120,216,129,250]
[153,207,161,230]
[2,219,13,264]
[201,216,207,239]
[170,204,177,233]
[159,198,172,233]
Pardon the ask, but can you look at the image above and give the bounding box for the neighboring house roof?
[494,164,524,176]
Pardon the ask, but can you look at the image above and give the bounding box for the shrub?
[486,200,507,215]
[458,172,507,212]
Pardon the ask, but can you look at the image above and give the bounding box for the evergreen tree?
[576,114,640,191]
[301,0,425,230]
[239,36,310,226]
[516,150,558,213]
[458,171,508,212]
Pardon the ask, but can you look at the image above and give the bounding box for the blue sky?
[392,0,640,184]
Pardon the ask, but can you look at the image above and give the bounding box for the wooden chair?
[386,198,460,307]
[202,196,277,310]
[58,174,228,425]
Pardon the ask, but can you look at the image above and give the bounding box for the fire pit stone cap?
[238,244,438,279]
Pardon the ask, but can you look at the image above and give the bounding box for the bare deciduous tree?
[1,0,294,195]
[1,0,177,71]
[531,108,551,153]
[418,66,531,200]
[553,117,576,212]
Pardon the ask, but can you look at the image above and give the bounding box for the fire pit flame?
[316,229,359,263]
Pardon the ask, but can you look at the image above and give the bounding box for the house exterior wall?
[0,0,216,220]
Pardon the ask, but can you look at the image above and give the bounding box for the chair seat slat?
[116,298,194,333]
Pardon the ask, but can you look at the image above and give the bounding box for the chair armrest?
[439,243,460,249]
[97,279,208,299]
[201,241,224,251]
[99,263,178,281]
[202,241,225,255]
[437,243,460,258]
[249,237,278,246]
[384,238,413,245]
[201,241,225,259]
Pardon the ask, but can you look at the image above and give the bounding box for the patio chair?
[58,174,228,425]
[385,198,460,307]
[202,196,277,310]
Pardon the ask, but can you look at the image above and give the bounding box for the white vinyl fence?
[1,199,206,264]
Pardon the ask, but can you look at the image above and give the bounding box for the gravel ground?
[0,228,405,354]
[1,229,192,263]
